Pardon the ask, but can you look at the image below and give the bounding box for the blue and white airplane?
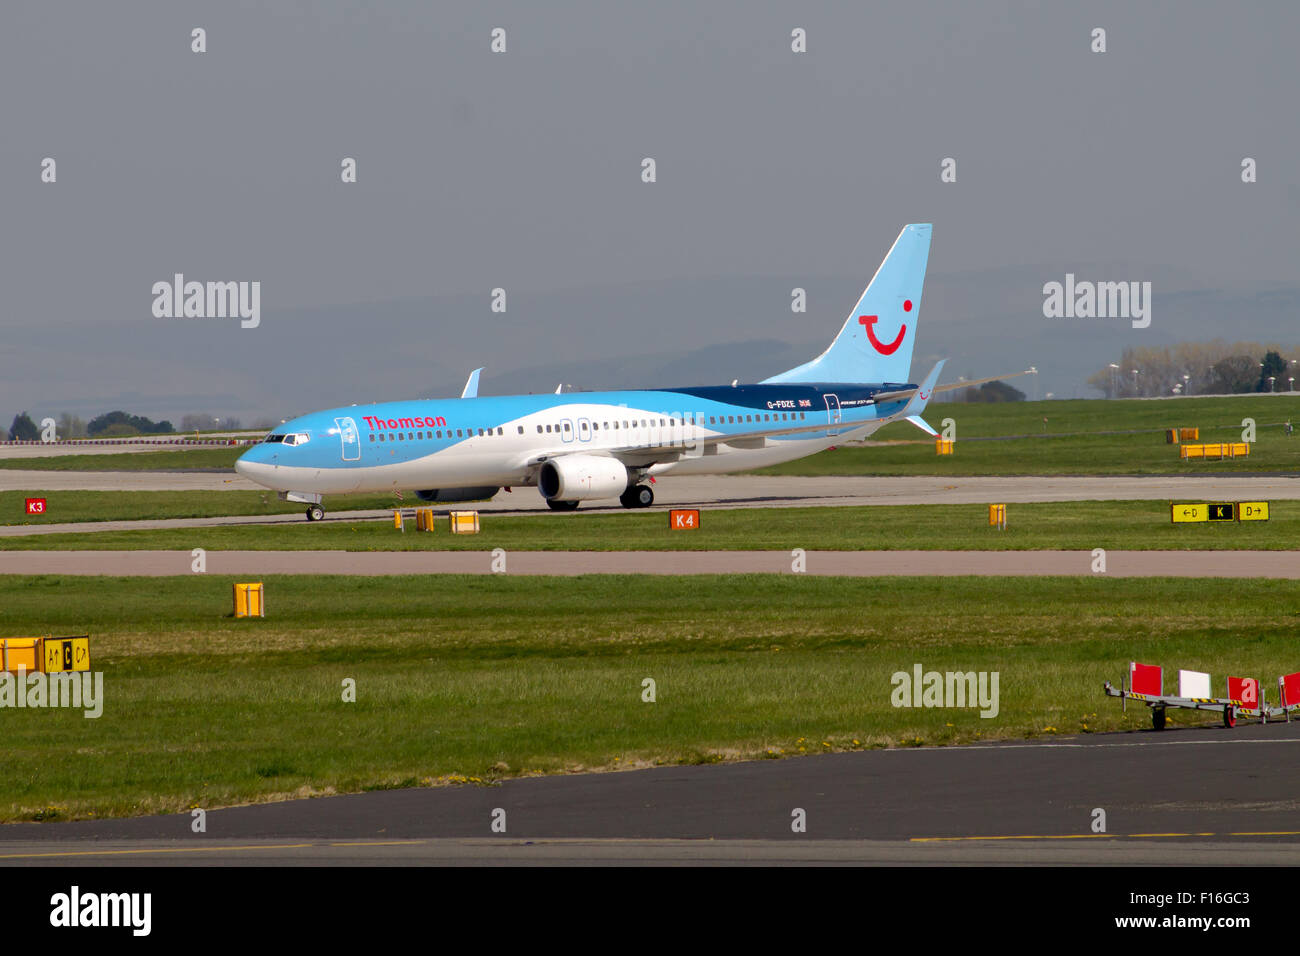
[236,224,1008,519]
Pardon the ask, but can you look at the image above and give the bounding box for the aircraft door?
[335,417,361,461]
[824,394,842,426]
[578,418,591,442]
[561,418,575,443]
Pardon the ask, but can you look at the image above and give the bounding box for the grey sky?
[2,1,1297,421]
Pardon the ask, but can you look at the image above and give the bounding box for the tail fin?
[762,223,932,385]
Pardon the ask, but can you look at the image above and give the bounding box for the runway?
[3,471,1298,503]
[3,472,1298,539]
[3,723,1298,865]
[3,549,1298,577]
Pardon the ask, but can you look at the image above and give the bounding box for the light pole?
[1183,373,1190,395]
[1109,363,1120,398]
[1131,368,1140,396]
[1269,376,1276,392]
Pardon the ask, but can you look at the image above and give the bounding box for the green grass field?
[0,447,243,471]
[3,500,1294,551]
[761,394,1300,475]
[2,574,1296,822]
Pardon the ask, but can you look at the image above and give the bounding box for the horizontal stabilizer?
[906,415,938,437]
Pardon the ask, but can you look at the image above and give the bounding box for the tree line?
[5,410,275,441]
[1087,341,1297,398]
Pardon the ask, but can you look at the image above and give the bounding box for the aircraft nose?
[235,444,276,483]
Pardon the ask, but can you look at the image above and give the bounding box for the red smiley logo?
[859,315,907,355]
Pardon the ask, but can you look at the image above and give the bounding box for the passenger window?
[379,434,385,442]
[537,425,542,433]
[457,429,463,437]
[409,432,414,440]
[498,428,504,435]
[546,425,552,433]
[437,430,442,438]
[563,423,570,431]
[517,426,524,434]
[369,434,375,442]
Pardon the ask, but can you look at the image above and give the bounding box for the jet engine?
[537,455,629,501]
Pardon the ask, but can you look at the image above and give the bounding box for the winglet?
[461,368,484,399]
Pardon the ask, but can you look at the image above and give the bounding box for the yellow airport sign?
[1171,503,1208,523]
[43,636,91,673]
[1172,501,1270,523]
[233,582,265,618]
[449,511,480,534]
[1238,501,1270,521]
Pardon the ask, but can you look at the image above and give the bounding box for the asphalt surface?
[3,724,1299,865]
[3,472,1299,503]
[2,548,1298,577]
[3,473,1298,539]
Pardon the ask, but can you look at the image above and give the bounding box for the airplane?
[235,223,1019,520]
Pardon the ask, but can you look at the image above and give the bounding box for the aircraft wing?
[511,360,1028,471]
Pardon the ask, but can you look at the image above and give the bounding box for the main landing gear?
[619,484,654,509]
[546,499,580,512]
[305,504,325,521]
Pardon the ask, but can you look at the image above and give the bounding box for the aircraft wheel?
[546,499,580,512]
[1151,707,1166,731]
[619,487,639,508]
[1223,705,1236,729]
[632,484,654,508]
[306,504,325,522]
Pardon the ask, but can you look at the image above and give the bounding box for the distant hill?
[5,266,1297,419]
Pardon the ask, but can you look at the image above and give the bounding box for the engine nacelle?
[537,455,629,501]
[414,486,499,503]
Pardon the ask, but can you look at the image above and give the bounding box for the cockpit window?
[264,434,286,443]
[268,432,310,446]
